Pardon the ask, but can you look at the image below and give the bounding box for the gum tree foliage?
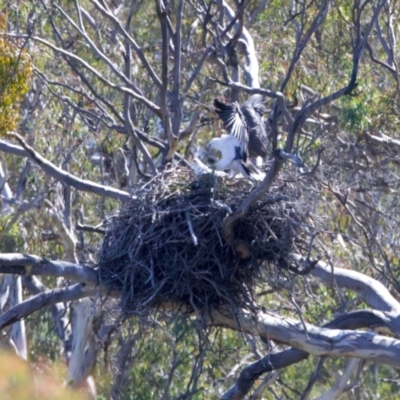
[1,0,400,399]
[0,13,32,137]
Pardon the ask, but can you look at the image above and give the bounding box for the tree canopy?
[1,0,400,399]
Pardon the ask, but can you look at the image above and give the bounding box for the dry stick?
[76,223,106,234]
[1,135,131,202]
[186,211,198,246]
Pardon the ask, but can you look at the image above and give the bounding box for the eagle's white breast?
[207,134,241,171]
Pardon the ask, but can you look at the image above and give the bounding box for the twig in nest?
[186,211,198,246]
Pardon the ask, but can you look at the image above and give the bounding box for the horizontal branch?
[0,253,99,285]
[221,309,384,400]
[212,307,400,368]
[0,283,96,331]
[0,136,131,202]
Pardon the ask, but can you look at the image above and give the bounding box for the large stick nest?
[98,167,307,314]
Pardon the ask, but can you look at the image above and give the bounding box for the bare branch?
[47,202,78,263]
[0,253,99,285]
[223,152,284,244]
[155,0,177,163]
[311,259,400,313]
[0,136,131,202]
[212,307,400,368]
[122,12,157,176]
[249,0,269,23]
[223,1,259,88]
[22,275,72,358]
[54,3,144,99]
[0,283,96,331]
[300,358,326,400]
[4,33,162,117]
[0,161,13,215]
[171,0,184,135]
[220,308,391,400]
[182,48,212,96]
[280,0,330,92]
[90,0,162,88]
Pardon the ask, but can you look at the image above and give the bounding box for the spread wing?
[241,95,268,158]
[214,99,248,157]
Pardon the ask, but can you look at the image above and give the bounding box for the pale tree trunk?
[10,276,27,360]
[67,298,97,399]
[0,165,27,359]
[48,190,97,398]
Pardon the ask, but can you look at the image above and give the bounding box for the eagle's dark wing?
[238,159,265,181]
[214,99,248,157]
[241,95,268,158]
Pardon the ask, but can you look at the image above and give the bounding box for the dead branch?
[0,283,97,331]
[0,253,99,285]
[0,136,131,202]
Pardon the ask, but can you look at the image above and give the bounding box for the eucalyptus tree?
[1,0,400,398]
